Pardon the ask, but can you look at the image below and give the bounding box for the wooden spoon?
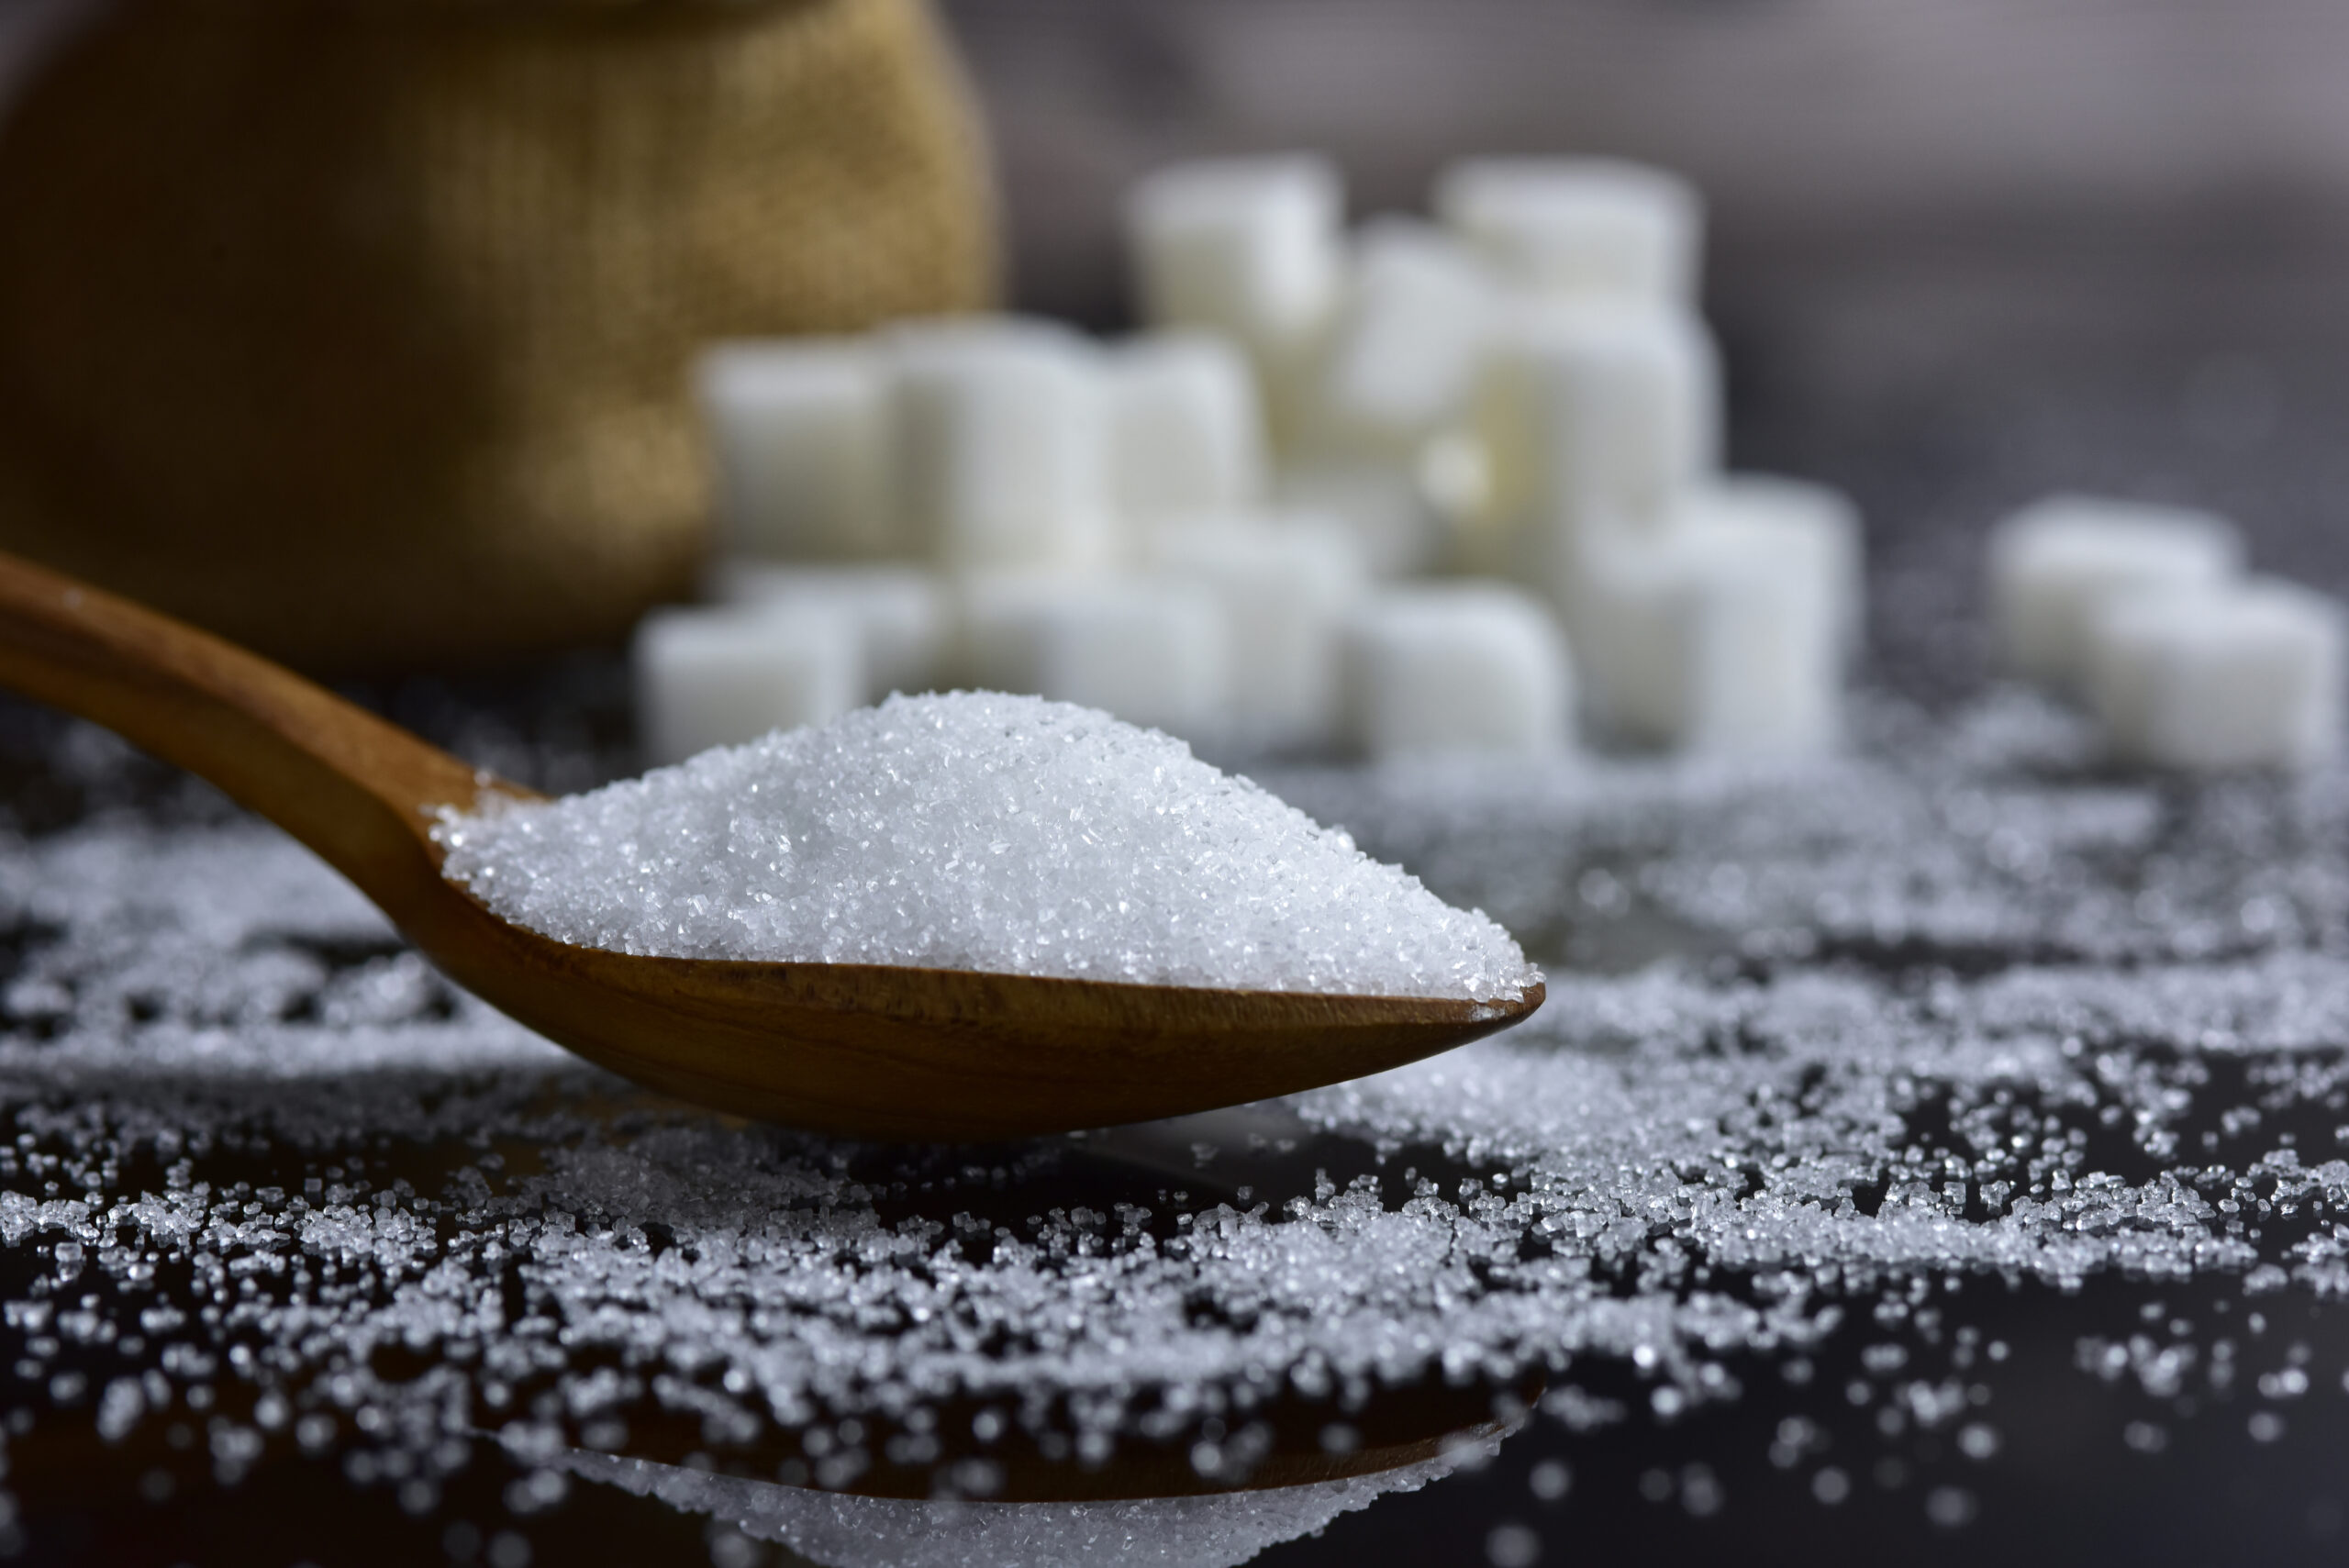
[0,551,1542,1141]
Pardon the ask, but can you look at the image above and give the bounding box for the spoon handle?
[0,549,492,917]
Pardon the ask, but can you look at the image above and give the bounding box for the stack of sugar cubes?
[1987,495,2344,770]
[655,152,1862,766]
[672,317,1382,764]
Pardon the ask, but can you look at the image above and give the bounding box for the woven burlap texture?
[0,0,995,673]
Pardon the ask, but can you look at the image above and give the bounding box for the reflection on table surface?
[11,688,2349,1565]
[541,1418,1507,1568]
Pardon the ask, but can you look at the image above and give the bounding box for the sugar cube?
[1103,333,1267,525]
[1273,459,1444,578]
[632,606,863,766]
[2087,579,2343,771]
[1987,495,2244,689]
[1341,582,1574,757]
[1684,474,1866,658]
[1124,155,1344,362]
[1569,522,1840,755]
[1141,515,1371,752]
[1434,156,1703,305]
[887,317,1114,571]
[1305,217,1496,456]
[952,571,1229,741]
[704,561,948,701]
[1473,300,1720,571]
[696,339,899,560]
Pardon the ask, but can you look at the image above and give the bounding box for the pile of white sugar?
[433,691,1536,1001]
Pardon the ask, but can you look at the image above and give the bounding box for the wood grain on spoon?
[0,550,1542,1141]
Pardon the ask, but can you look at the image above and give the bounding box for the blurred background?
[931,0,2349,694]
[6,0,2347,701]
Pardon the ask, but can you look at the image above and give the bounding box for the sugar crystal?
[433,691,1536,1001]
[14,682,2349,1548]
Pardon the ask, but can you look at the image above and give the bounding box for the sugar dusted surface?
[16,687,2349,1553]
[432,691,1536,1001]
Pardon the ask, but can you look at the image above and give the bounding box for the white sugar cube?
[1141,515,1371,752]
[1474,301,1720,573]
[1104,333,1267,525]
[1570,522,1840,755]
[1987,495,2243,689]
[1306,218,1497,455]
[1435,156,1703,305]
[953,571,1229,740]
[2087,579,2343,771]
[1341,582,1574,758]
[696,339,899,560]
[1124,155,1344,360]
[887,317,1114,571]
[1686,474,1867,657]
[705,561,948,701]
[1272,459,1443,578]
[633,606,862,766]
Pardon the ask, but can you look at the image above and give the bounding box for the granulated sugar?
[433,691,1535,1001]
[1262,686,2349,971]
[14,685,2349,1557]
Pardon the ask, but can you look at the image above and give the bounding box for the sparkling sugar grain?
[17,689,2349,1551]
[432,691,1536,1001]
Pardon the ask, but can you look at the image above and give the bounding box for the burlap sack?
[0,0,995,673]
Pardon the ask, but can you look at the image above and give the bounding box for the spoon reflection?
[536,1421,1514,1568]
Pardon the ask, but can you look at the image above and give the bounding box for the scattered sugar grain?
[17,684,2349,1547]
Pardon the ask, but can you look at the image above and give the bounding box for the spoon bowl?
[0,551,1542,1140]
